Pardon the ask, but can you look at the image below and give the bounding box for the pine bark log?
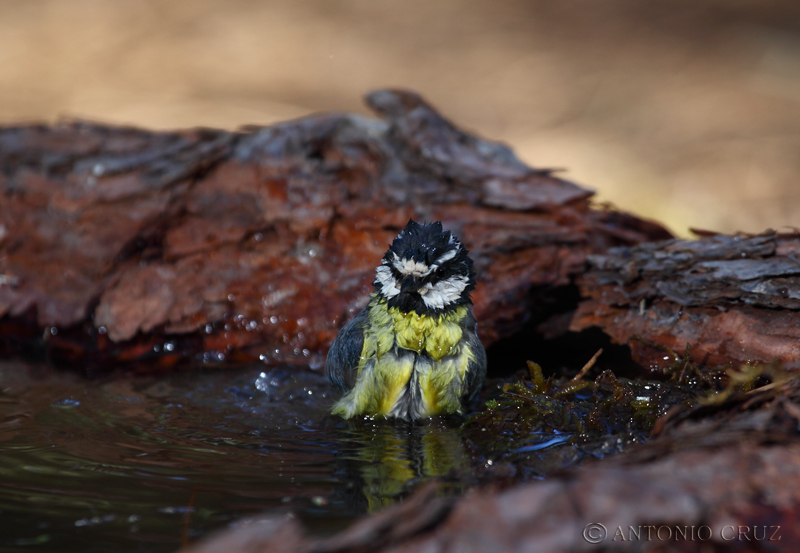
[571,232,800,371]
[0,89,669,371]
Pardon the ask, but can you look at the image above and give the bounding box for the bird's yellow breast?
[331,297,472,419]
[368,298,466,362]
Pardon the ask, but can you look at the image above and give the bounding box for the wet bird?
[326,219,486,420]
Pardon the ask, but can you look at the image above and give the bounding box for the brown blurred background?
[1,0,799,236]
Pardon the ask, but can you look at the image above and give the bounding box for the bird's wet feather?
[326,219,486,420]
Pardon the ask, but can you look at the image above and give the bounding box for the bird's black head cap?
[373,219,475,316]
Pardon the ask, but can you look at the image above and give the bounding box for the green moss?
[464,343,798,479]
[464,361,697,475]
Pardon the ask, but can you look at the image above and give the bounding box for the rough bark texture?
[0,89,669,371]
[571,232,800,371]
[184,378,800,553]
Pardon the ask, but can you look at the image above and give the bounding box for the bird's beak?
[400,277,417,295]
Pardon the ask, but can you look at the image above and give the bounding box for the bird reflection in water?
[331,416,471,513]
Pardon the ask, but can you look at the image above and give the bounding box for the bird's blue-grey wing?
[325,308,369,392]
[461,309,487,402]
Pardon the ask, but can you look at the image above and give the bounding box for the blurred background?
[1,0,799,236]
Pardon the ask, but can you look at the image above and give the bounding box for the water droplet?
[75,514,115,527]
[255,372,270,392]
[157,506,193,514]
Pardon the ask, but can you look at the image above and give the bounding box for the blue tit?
[326,219,487,420]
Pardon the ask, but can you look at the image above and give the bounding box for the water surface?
[0,361,476,552]
[0,358,674,552]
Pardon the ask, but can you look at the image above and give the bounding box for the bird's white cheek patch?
[433,248,458,266]
[420,275,470,309]
[375,265,400,298]
[393,257,433,278]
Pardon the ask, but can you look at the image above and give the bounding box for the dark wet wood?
[0,90,669,372]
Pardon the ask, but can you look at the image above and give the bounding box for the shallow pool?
[0,357,674,552]
[0,361,482,552]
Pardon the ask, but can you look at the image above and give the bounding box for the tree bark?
[572,231,800,371]
[0,90,669,371]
